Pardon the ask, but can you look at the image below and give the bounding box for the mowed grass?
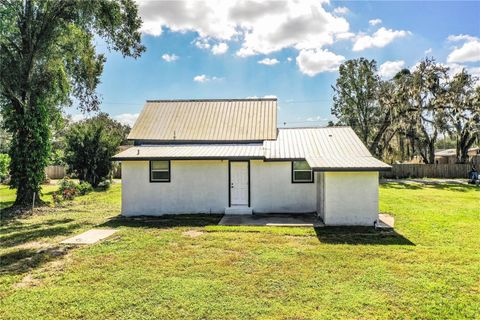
[0,181,479,319]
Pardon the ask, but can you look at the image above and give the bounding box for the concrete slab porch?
[60,229,118,244]
[218,213,324,227]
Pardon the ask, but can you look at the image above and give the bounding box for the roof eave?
[312,166,392,172]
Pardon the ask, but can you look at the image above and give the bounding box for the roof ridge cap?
[146,98,277,103]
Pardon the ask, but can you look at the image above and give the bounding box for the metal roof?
[264,127,390,170]
[114,126,390,171]
[435,149,456,156]
[305,156,391,171]
[113,144,264,160]
[127,99,277,142]
[265,127,371,159]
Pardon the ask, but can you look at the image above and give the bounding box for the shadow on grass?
[381,181,477,192]
[314,227,415,246]
[0,219,85,248]
[0,218,75,233]
[0,246,69,275]
[100,214,224,229]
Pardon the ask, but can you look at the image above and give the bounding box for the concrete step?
[375,213,395,230]
[224,206,253,215]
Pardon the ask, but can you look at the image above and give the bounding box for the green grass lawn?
[0,181,479,319]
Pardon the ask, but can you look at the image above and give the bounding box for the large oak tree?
[446,70,480,163]
[0,0,144,205]
[331,58,397,158]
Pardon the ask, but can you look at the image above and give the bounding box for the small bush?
[53,179,94,204]
[97,179,111,191]
[57,178,78,201]
[0,153,10,183]
[77,181,93,195]
[59,178,77,192]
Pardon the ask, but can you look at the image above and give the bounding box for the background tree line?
[331,57,480,164]
[0,112,131,187]
[0,0,143,206]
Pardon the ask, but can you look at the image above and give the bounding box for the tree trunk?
[15,183,42,206]
[428,142,435,164]
[9,103,51,207]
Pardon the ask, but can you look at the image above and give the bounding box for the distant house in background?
[434,147,480,164]
[113,98,391,226]
[403,147,480,165]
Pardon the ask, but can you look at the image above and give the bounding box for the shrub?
[57,178,78,201]
[77,181,93,195]
[0,153,10,183]
[97,179,111,191]
[53,179,94,204]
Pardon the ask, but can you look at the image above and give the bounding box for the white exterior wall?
[316,172,325,221]
[250,160,316,213]
[322,171,379,226]
[121,160,228,216]
[121,160,379,224]
[122,160,317,215]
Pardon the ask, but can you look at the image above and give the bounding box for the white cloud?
[193,74,209,83]
[161,53,179,62]
[441,63,480,81]
[138,0,350,57]
[424,48,432,55]
[287,57,292,62]
[446,35,480,63]
[378,60,405,79]
[258,58,279,65]
[211,42,229,55]
[193,74,222,83]
[468,67,480,80]
[113,113,140,127]
[447,34,478,42]
[333,7,349,15]
[296,49,345,76]
[194,38,211,49]
[336,32,355,41]
[353,27,410,51]
[368,19,382,26]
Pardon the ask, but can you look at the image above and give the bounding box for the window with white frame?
[292,160,313,183]
[150,160,170,182]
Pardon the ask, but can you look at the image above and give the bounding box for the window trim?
[291,161,314,183]
[149,160,171,183]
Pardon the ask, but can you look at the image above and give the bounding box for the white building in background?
[113,98,390,226]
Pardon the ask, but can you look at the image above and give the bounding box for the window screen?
[150,161,170,182]
[292,161,313,183]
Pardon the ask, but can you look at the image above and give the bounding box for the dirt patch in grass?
[14,274,41,288]
[0,245,70,276]
[182,230,205,238]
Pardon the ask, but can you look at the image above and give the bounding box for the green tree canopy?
[445,70,480,163]
[0,0,144,205]
[331,58,398,157]
[64,113,125,187]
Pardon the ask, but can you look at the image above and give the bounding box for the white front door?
[230,161,249,206]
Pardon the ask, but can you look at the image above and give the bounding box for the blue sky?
[71,0,480,128]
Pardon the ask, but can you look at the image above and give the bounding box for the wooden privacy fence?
[45,164,122,179]
[381,164,473,179]
[45,165,66,179]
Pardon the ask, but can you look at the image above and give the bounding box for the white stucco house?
[113,98,391,226]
